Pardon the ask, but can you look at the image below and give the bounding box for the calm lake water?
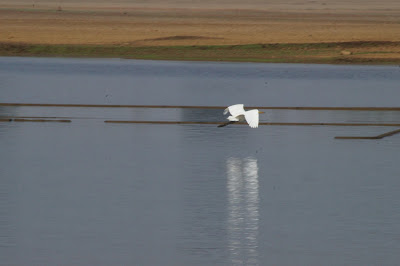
[1,57,400,265]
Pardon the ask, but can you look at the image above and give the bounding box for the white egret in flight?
[218,104,264,128]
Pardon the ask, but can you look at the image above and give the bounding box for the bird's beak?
[259,111,265,114]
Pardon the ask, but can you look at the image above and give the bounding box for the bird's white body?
[223,104,261,128]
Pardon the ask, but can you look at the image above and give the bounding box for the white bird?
[218,104,264,128]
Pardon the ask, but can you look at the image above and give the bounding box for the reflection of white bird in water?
[218,104,264,128]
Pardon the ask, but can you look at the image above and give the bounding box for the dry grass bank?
[1,0,400,63]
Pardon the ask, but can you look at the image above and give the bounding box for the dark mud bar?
[104,120,400,139]
[0,118,71,123]
[2,103,400,139]
[335,129,400,140]
[104,120,400,127]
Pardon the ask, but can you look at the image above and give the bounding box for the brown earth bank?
[1,0,400,63]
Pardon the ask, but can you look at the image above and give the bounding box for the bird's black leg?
[218,121,236,127]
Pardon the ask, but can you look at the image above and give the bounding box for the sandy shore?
[1,0,400,63]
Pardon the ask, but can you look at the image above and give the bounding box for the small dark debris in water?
[105,93,112,103]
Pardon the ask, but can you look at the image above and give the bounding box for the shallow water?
[1,57,400,265]
[1,56,400,106]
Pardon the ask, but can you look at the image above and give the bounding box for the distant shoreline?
[1,42,400,65]
[2,3,400,64]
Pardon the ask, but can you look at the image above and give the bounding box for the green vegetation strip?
[335,128,400,139]
[1,41,400,64]
[104,121,400,127]
[2,103,400,111]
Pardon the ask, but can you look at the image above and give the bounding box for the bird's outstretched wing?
[244,110,260,128]
[223,104,245,116]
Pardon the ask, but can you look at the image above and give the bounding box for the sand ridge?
[1,0,400,46]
